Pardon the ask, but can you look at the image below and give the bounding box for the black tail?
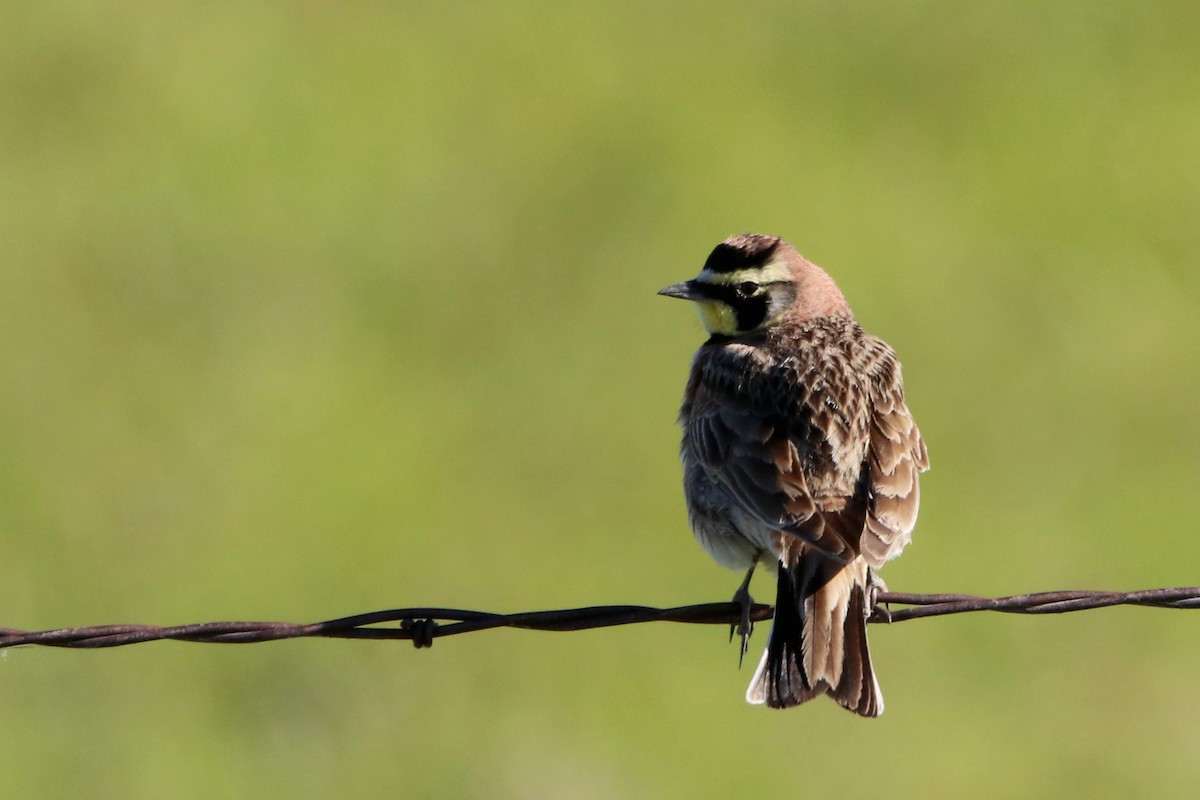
[746,556,882,717]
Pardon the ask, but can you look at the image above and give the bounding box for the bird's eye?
[736,281,759,297]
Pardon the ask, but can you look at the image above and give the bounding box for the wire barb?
[2,587,1197,651]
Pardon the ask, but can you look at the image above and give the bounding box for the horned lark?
[659,233,928,716]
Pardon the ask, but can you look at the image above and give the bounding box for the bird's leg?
[730,559,758,666]
[866,568,891,623]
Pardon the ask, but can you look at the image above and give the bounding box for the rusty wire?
[2,587,1198,651]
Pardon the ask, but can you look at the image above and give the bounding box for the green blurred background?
[3,2,1200,798]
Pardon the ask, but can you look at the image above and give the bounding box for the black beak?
[658,280,701,301]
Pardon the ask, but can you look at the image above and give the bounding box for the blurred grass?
[3,2,1200,798]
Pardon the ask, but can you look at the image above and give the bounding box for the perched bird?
[659,233,928,716]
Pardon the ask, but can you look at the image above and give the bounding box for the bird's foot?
[730,564,757,666]
[867,570,891,623]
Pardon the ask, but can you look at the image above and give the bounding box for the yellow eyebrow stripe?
[694,259,791,286]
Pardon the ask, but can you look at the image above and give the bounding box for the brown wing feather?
[858,336,929,568]
[687,382,830,548]
[683,325,875,562]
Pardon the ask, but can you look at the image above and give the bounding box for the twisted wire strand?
[3,587,1198,650]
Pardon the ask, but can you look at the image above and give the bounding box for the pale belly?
[685,468,781,571]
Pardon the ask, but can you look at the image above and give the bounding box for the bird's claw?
[867,570,891,623]
[730,564,757,667]
[729,611,754,664]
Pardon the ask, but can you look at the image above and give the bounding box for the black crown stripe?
[702,234,781,274]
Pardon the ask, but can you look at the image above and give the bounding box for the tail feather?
[746,555,883,717]
[745,560,825,708]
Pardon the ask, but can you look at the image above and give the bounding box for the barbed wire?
[2,587,1197,651]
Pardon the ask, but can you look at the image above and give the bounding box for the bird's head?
[658,233,851,336]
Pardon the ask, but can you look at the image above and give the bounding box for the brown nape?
[774,240,855,321]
